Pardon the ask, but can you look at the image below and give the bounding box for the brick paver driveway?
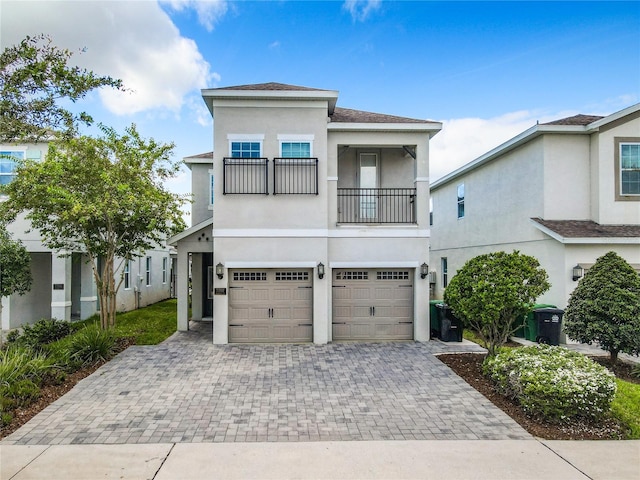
[3,322,530,445]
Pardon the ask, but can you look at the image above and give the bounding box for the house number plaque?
[214,288,227,295]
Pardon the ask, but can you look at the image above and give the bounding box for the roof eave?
[327,122,442,135]
[431,124,589,190]
[201,88,339,115]
[587,103,640,131]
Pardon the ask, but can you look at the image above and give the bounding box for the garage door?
[229,269,313,343]
[332,269,413,341]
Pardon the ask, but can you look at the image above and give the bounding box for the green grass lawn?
[611,379,640,439]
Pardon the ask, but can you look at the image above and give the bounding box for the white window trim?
[227,135,264,157]
[277,134,314,157]
[162,257,168,284]
[124,260,131,290]
[145,256,152,287]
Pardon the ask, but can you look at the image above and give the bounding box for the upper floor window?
[281,142,311,158]
[274,135,317,194]
[231,141,261,158]
[620,143,640,195]
[457,183,465,218]
[0,150,25,186]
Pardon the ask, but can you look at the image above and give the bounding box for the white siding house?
[1,142,173,331]
[430,105,640,326]
[170,83,441,344]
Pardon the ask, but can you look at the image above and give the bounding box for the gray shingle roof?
[542,114,604,126]
[184,152,213,159]
[532,218,640,238]
[330,107,432,124]
[211,82,330,92]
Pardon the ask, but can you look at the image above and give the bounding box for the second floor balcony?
[337,188,416,224]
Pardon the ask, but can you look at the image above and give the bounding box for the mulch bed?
[437,352,633,440]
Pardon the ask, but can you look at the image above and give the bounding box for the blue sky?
[2,1,639,224]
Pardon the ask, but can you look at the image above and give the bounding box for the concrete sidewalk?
[2,439,639,480]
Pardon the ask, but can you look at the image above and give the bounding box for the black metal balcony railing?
[337,188,416,224]
[223,158,269,194]
[273,158,318,195]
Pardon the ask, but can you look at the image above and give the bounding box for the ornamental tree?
[444,251,550,357]
[0,34,122,142]
[0,124,186,330]
[564,251,640,365]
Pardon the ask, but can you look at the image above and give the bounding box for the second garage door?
[332,269,414,341]
[229,269,313,343]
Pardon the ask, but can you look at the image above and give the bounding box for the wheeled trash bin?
[533,308,564,345]
[435,303,463,342]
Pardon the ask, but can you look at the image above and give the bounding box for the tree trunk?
[610,349,619,366]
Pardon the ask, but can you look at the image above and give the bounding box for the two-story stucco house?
[1,142,174,331]
[430,104,640,320]
[170,83,441,344]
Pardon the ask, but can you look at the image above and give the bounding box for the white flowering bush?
[483,344,617,422]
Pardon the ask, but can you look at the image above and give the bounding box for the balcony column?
[51,252,72,321]
[414,142,430,228]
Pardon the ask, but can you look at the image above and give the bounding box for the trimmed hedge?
[483,344,617,422]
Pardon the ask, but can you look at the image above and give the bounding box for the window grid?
[281,142,311,158]
[275,271,310,281]
[231,141,261,158]
[621,143,640,195]
[233,272,267,281]
[377,271,410,280]
[0,151,24,186]
[335,271,369,280]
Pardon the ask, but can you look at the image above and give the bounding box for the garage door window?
[275,271,309,281]
[377,271,410,280]
[233,271,267,281]
[335,271,369,280]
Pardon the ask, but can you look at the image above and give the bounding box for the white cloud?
[343,0,381,22]
[162,0,229,31]
[1,1,218,116]
[269,41,281,49]
[430,110,572,181]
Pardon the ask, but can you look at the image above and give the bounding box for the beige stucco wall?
[189,163,213,225]
[212,102,329,230]
[591,114,640,224]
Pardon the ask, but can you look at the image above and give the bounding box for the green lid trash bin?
[430,300,442,339]
[523,304,556,342]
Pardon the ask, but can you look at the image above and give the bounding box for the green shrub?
[0,345,54,407]
[632,363,640,379]
[8,318,79,348]
[483,344,617,422]
[68,326,116,366]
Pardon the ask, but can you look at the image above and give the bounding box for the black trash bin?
[533,308,564,346]
[435,303,463,342]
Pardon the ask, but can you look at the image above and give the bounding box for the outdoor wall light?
[317,262,325,279]
[216,262,224,280]
[420,262,429,279]
[572,264,584,282]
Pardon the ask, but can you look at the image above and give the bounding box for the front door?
[202,253,213,317]
[359,153,378,220]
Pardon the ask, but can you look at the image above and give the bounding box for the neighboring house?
[430,104,640,324]
[169,82,441,344]
[0,142,173,331]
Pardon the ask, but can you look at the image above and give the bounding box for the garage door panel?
[333,269,413,341]
[229,269,313,343]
